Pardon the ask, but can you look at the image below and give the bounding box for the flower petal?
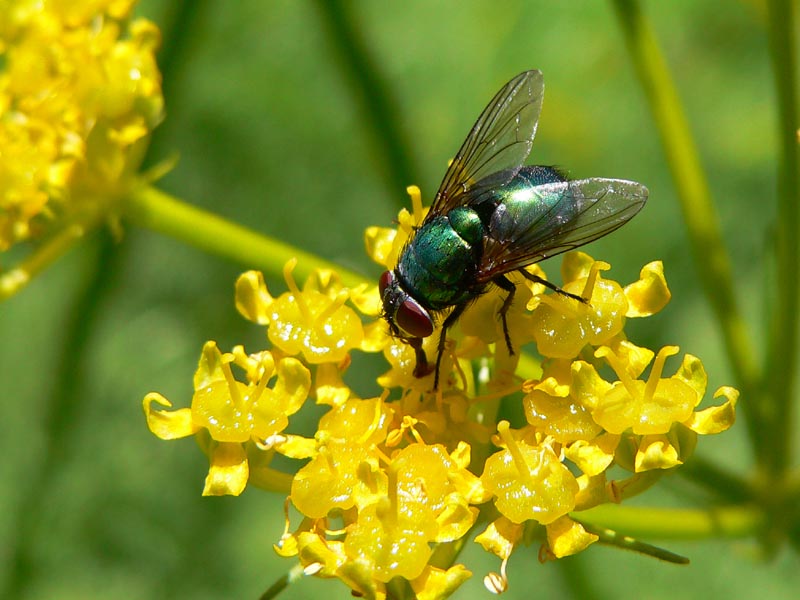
[349,283,382,318]
[474,516,523,560]
[482,425,578,524]
[634,434,681,471]
[684,386,738,434]
[235,270,273,325]
[674,353,708,404]
[315,362,351,407]
[273,357,312,414]
[193,340,227,390]
[624,261,671,317]
[202,441,249,496]
[565,433,619,476]
[546,516,598,558]
[411,565,472,600]
[364,225,399,269]
[143,392,198,439]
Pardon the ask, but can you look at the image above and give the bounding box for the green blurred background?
[1,1,795,598]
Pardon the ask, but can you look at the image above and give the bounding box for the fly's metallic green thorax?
[396,207,484,309]
[380,70,648,390]
[396,166,568,309]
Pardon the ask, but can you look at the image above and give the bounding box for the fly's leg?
[518,269,587,304]
[433,302,468,390]
[408,337,430,378]
[492,275,517,356]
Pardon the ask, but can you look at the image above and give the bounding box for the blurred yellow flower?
[0,0,163,250]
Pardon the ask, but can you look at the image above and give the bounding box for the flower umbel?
[145,189,738,598]
[0,0,164,296]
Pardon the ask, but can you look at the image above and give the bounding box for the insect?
[379,70,648,389]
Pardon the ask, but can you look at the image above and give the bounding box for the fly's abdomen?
[471,166,577,244]
[397,210,483,309]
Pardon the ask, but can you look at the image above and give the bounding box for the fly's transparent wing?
[477,178,648,281]
[425,70,544,220]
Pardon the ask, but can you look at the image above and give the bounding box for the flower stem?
[0,206,103,299]
[122,184,367,288]
[763,0,799,478]
[2,229,120,599]
[574,503,763,541]
[312,0,419,209]
[579,521,690,564]
[514,350,543,382]
[258,563,307,600]
[248,465,295,495]
[680,456,754,503]
[611,0,761,448]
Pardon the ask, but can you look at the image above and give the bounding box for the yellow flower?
[335,442,482,584]
[0,1,163,250]
[523,359,604,443]
[588,345,703,435]
[344,494,437,582]
[481,421,578,525]
[530,255,627,358]
[274,386,491,596]
[365,185,426,271]
[290,396,394,518]
[147,189,738,597]
[291,438,384,517]
[236,261,364,364]
[530,253,671,359]
[143,341,311,495]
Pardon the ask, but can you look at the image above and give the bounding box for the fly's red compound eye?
[396,298,434,338]
[379,270,393,297]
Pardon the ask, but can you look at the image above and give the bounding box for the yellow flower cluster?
[0,0,163,250]
[145,189,737,599]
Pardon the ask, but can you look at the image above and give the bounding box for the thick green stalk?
[313,0,420,209]
[763,0,799,477]
[611,0,761,450]
[123,184,366,288]
[2,230,120,599]
[680,456,754,503]
[575,504,763,541]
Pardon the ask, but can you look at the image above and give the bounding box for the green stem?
[514,350,543,382]
[122,184,367,288]
[258,563,307,600]
[429,536,470,572]
[247,466,295,494]
[679,456,754,503]
[579,522,690,564]
[763,0,799,478]
[574,503,763,541]
[312,0,420,209]
[0,206,103,299]
[611,0,761,450]
[2,229,120,598]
